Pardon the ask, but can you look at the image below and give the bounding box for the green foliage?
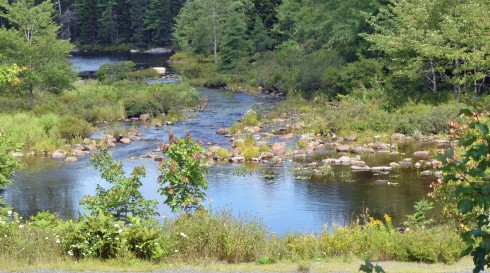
[203,75,228,88]
[81,148,158,223]
[403,200,434,230]
[438,110,490,272]
[0,134,20,190]
[158,132,208,212]
[219,9,250,71]
[256,256,276,265]
[0,64,22,86]
[359,261,385,273]
[96,61,136,83]
[0,0,75,110]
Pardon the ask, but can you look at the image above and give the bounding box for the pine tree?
[250,15,272,53]
[219,9,250,70]
[76,0,99,44]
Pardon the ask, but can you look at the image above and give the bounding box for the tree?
[174,0,236,64]
[0,63,22,86]
[76,0,99,44]
[0,0,75,110]
[249,15,273,53]
[0,132,20,210]
[81,148,158,223]
[158,132,208,213]
[366,0,490,100]
[219,9,250,70]
[438,109,490,272]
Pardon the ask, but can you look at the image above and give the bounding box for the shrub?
[158,132,208,212]
[203,75,228,88]
[57,116,93,140]
[96,61,136,83]
[80,148,158,223]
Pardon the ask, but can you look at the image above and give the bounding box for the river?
[4,52,435,234]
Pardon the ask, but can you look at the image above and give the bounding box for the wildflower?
[115,237,119,241]
[117,229,123,233]
[154,242,159,245]
[68,250,74,256]
[114,224,120,228]
[7,210,12,215]
[56,239,60,244]
[174,249,178,253]
[180,232,187,238]
[18,224,24,228]
[45,237,49,240]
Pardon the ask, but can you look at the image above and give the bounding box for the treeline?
[0,0,186,47]
[172,0,490,106]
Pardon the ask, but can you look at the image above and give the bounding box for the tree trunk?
[29,84,34,111]
[454,59,460,101]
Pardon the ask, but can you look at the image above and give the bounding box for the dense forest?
[12,0,488,105]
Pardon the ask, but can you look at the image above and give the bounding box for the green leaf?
[458,109,473,117]
[461,245,473,256]
[475,122,489,135]
[458,199,474,214]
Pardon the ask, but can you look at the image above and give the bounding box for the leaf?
[458,199,474,214]
[461,245,473,256]
[475,122,489,135]
[459,135,477,147]
[458,108,473,117]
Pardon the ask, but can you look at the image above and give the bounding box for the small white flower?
[117,229,123,233]
[174,249,178,253]
[56,239,61,244]
[0,221,5,225]
[154,242,159,245]
[115,237,119,241]
[180,232,187,238]
[68,250,74,256]
[45,237,49,240]
[18,224,24,228]
[7,210,12,215]
[114,224,120,228]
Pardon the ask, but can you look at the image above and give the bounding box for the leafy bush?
[81,148,158,223]
[96,61,136,83]
[57,116,93,140]
[158,132,208,212]
[203,75,228,88]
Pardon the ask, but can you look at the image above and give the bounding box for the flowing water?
[4,53,436,234]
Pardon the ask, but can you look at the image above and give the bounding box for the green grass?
[0,209,465,269]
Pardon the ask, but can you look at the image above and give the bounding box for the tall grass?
[0,112,92,152]
[0,210,464,268]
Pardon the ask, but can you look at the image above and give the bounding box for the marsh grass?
[268,94,464,137]
[237,133,261,160]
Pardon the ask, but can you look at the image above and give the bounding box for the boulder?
[352,165,371,172]
[336,144,350,152]
[399,161,412,168]
[152,67,167,74]
[391,133,407,142]
[11,152,25,157]
[413,151,430,158]
[280,133,294,140]
[65,157,78,162]
[420,170,432,176]
[345,134,357,141]
[51,150,66,159]
[271,142,286,151]
[372,166,393,172]
[139,114,150,121]
[230,156,245,163]
[120,137,131,144]
[217,128,229,135]
[208,146,222,153]
[390,162,401,169]
[414,162,422,168]
[372,142,389,151]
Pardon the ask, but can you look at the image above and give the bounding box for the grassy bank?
[0,210,464,270]
[0,81,200,152]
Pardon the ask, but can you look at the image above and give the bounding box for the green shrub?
[203,75,228,88]
[96,61,136,83]
[127,69,160,82]
[57,116,93,140]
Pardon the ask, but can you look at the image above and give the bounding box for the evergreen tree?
[250,15,272,53]
[145,0,172,46]
[76,0,99,44]
[219,9,250,70]
[130,0,150,47]
[97,0,119,44]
